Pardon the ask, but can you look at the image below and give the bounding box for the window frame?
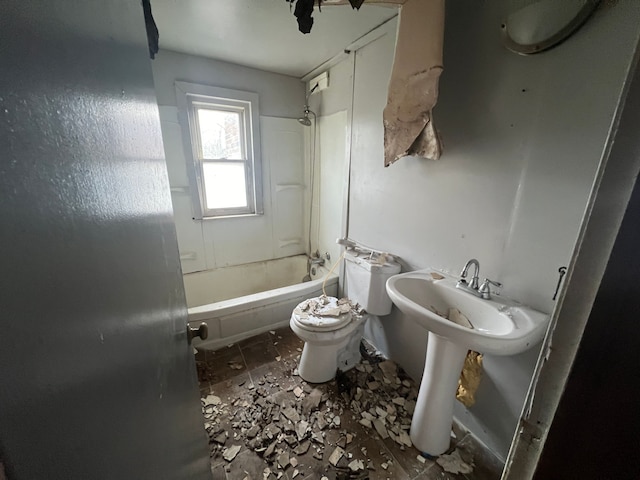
[176,82,263,219]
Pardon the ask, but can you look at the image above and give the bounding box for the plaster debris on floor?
[196,327,503,480]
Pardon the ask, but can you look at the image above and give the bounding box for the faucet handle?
[478,278,502,299]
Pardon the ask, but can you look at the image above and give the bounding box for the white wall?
[152,50,307,278]
[311,1,640,460]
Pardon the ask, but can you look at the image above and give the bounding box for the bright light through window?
[202,162,247,209]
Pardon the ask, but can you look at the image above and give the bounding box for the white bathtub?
[186,255,338,349]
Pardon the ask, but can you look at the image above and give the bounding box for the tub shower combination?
[187,255,337,350]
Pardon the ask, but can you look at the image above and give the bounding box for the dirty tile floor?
[196,327,503,480]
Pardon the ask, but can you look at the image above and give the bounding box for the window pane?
[197,108,243,160]
[202,162,248,210]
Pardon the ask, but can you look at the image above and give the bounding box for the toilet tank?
[344,250,401,315]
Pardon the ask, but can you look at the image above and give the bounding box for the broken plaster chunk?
[436,449,474,475]
[228,361,244,370]
[263,440,278,458]
[317,415,328,430]
[290,457,298,468]
[282,406,300,423]
[302,388,322,412]
[204,394,221,405]
[213,431,227,445]
[294,440,311,455]
[291,469,299,478]
[332,415,341,426]
[375,407,387,418]
[378,360,397,379]
[448,307,474,329]
[348,459,365,472]
[359,418,372,428]
[398,430,412,447]
[246,425,260,439]
[328,446,345,466]
[311,431,324,445]
[293,386,304,398]
[277,451,290,469]
[373,419,389,439]
[417,454,426,464]
[295,420,309,441]
[392,397,405,407]
[223,445,241,462]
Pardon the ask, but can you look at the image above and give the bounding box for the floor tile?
[273,328,304,358]
[240,338,281,370]
[210,373,253,403]
[198,344,246,385]
[238,331,272,348]
[210,463,227,480]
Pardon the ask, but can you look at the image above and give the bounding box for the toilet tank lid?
[345,250,401,274]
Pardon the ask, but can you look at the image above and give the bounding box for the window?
[176,82,262,218]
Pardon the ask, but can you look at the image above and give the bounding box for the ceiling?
[151,0,398,78]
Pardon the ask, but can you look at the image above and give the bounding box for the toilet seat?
[292,296,354,332]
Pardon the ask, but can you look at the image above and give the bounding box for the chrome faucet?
[456,259,502,299]
[458,258,480,290]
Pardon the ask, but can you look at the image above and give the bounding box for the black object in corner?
[142,0,159,59]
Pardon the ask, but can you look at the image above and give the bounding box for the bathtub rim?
[187,274,339,351]
[188,274,338,323]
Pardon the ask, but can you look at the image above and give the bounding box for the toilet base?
[297,322,365,383]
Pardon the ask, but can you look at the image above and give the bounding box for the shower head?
[298,105,315,126]
[298,115,312,127]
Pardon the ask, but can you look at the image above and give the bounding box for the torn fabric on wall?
[383,0,444,166]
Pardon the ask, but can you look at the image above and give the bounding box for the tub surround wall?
[184,255,309,308]
[152,50,307,277]
[309,1,640,459]
[308,111,350,267]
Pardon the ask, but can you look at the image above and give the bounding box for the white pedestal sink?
[386,270,548,456]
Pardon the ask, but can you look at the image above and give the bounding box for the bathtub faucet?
[309,255,325,267]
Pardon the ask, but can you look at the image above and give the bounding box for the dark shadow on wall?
[534,172,640,479]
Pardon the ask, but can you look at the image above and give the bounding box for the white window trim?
[176,81,263,219]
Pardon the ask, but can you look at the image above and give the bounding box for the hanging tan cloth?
[383,0,445,167]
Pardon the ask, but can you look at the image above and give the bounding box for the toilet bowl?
[290,246,400,384]
[290,296,368,383]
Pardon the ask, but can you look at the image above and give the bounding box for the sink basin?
[385,269,549,456]
[386,271,548,355]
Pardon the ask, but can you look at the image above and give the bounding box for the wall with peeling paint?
[311,0,640,460]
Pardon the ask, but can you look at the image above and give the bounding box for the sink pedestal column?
[410,332,468,456]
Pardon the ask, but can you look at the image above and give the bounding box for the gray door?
[0,2,211,479]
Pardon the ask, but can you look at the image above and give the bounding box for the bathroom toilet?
[290,249,400,383]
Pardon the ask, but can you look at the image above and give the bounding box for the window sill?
[196,212,264,221]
